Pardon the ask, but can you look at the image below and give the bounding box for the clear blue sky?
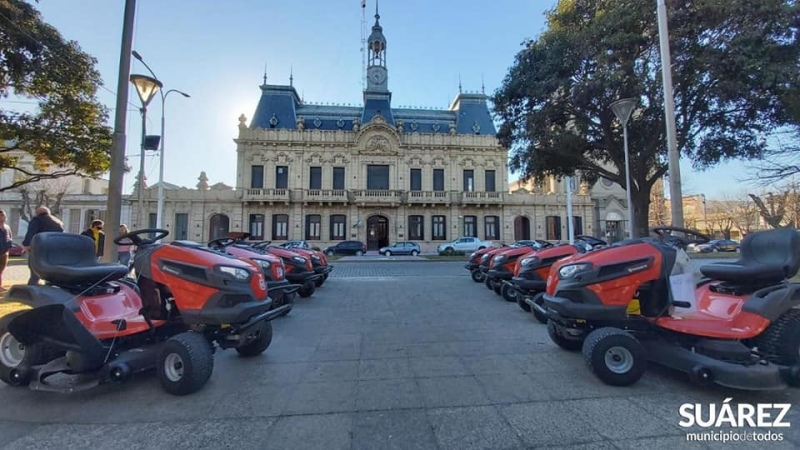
[30,0,753,199]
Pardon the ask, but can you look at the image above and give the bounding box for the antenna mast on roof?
[361,0,367,90]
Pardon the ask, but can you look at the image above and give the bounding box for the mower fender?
[542,293,628,321]
[267,280,301,296]
[743,284,800,321]
[487,269,513,281]
[5,285,79,312]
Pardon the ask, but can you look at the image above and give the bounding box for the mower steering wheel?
[114,228,169,247]
[650,226,710,249]
[252,240,272,249]
[208,237,237,249]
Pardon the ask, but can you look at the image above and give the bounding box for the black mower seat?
[699,228,800,285]
[30,232,129,286]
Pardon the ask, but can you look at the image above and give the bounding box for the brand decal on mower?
[679,398,792,428]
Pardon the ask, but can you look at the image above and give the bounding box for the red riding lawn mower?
[477,241,548,292]
[0,229,286,396]
[541,226,800,390]
[223,233,322,298]
[513,236,608,323]
[486,240,556,301]
[288,247,333,288]
[208,237,300,317]
[465,246,503,283]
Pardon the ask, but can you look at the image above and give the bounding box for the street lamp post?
[132,51,190,230]
[610,98,637,238]
[701,194,707,234]
[129,74,162,228]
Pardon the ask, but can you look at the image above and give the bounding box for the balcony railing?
[407,190,451,204]
[351,189,405,204]
[244,188,291,202]
[461,191,504,204]
[303,189,349,203]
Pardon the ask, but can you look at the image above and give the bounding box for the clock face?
[370,69,386,84]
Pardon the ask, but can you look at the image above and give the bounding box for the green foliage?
[0,0,112,191]
[493,0,800,236]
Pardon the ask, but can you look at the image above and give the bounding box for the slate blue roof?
[249,84,497,136]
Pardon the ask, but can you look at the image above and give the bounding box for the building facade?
[130,9,627,252]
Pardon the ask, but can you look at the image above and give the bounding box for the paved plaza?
[0,260,799,449]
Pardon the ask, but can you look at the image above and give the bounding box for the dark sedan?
[8,242,25,257]
[696,239,740,253]
[323,240,367,256]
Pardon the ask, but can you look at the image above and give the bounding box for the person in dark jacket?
[81,220,105,258]
[22,206,64,285]
[0,209,12,292]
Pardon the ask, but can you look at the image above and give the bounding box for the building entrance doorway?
[514,216,531,241]
[367,215,389,251]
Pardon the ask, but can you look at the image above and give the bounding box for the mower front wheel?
[517,292,532,312]
[547,320,583,351]
[470,269,484,283]
[315,277,325,288]
[236,321,273,357]
[298,280,316,298]
[484,278,493,291]
[582,327,646,387]
[501,283,517,302]
[157,332,214,396]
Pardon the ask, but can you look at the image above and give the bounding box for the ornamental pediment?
[357,134,399,156]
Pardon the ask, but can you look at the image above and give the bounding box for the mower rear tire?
[0,311,57,387]
[236,321,273,357]
[582,327,646,387]
[298,280,316,298]
[547,320,583,351]
[753,309,800,366]
[471,269,484,283]
[493,283,502,296]
[157,332,214,396]
[501,284,517,302]
[485,278,493,291]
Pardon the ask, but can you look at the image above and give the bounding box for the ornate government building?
[132,10,628,251]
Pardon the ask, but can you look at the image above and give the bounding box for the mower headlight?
[521,257,540,267]
[218,265,251,281]
[481,254,491,262]
[558,263,592,279]
[311,255,321,261]
[292,256,306,264]
[493,255,506,263]
[469,252,477,260]
[254,259,272,271]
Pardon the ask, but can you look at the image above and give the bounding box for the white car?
[437,237,493,255]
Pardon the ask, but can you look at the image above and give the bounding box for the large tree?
[493,0,800,237]
[0,0,111,191]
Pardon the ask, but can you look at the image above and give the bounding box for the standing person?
[22,206,64,285]
[0,209,12,292]
[117,224,132,267]
[81,220,105,259]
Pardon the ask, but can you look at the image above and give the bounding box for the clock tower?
[366,3,388,92]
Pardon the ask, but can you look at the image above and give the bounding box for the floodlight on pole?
[129,73,162,230]
[610,97,637,238]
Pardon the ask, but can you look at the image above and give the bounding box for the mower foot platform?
[641,340,791,390]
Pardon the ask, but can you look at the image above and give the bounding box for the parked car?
[379,242,421,256]
[323,240,367,256]
[695,239,740,253]
[437,237,493,255]
[8,242,25,257]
